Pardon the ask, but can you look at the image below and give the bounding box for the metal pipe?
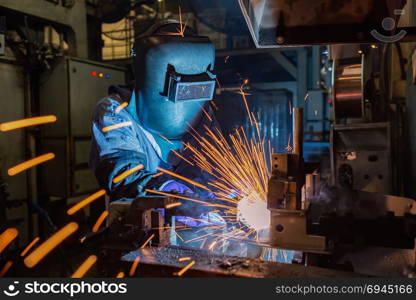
[293,107,303,157]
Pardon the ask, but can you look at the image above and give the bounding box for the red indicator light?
[91,71,97,77]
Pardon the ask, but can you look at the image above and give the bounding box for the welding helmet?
[132,20,216,140]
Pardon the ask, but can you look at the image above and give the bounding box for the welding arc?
[113,164,144,184]
[0,115,57,132]
[67,190,106,215]
[0,228,18,254]
[24,222,79,268]
[71,255,97,278]
[8,153,55,176]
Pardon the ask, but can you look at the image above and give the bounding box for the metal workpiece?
[269,209,328,254]
[293,107,304,157]
[330,122,392,194]
[108,196,214,248]
[121,246,360,278]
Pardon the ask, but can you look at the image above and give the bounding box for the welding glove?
[159,180,193,194]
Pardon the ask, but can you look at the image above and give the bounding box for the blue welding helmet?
[132,21,216,140]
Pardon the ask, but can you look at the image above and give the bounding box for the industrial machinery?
[266,106,416,276]
[238,0,410,47]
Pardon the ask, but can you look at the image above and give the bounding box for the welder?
[89,21,223,227]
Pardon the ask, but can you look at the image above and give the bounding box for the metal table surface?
[121,246,362,278]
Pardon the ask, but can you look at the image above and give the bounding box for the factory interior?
[0,0,416,278]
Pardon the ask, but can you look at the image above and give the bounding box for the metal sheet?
[121,246,360,277]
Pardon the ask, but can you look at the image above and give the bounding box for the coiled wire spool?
[333,57,364,122]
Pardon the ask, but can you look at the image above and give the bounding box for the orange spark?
[200,106,213,122]
[20,237,40,257]
[158,134,173,145]
[176,6,187,37]
[208,240,217,251]
[140,233,155,249]
[0,115,57,132]
[0,261,13,277]
[129,256,140,277]
[102,121,132,133]
[285,134,293,153]
[215,78,222,89]
[0,228,18,254]
[157,167,211,191]
[24,222,79,268]
[116,271,125,278]
[178,257,191,262]
[8,153,55,176]
[71,255,97,278]
[92,210,109,233]
[67,190,106,215]
[145,189,233,210]
[115,102,129,113]
[113,164,144,184]
[152,172,163,178]
[175,260,195,276]
[238,87,253,125]
[165,202,182,209]
[160,6,188,37]
[172,150,194,166]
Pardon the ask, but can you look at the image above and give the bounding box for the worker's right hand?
[159,180,193,195]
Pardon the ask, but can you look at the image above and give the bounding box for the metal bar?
[270,52,297,79]
[293,108,304,157]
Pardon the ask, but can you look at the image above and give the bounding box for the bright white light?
[237,192,270,231]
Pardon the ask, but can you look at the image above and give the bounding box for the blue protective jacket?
[89,85,218,201]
